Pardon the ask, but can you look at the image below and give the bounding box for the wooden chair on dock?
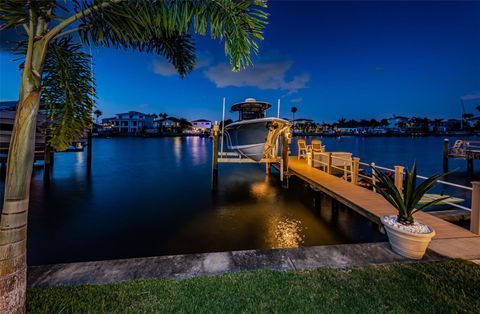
[297,139,307,159]
[450,140,466,157]
[311,139,325,153]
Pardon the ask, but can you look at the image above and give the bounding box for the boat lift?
[211,98,291,191]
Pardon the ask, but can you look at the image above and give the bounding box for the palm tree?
[291,106,298,121]
[0,1,267,311]
[179,118,192,132]
[94,109,103,124]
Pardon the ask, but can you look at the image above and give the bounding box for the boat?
[1,101,46,162]
[419,194,464,206]
[224,98,291,161]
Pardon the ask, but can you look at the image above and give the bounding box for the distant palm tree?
[179,118,192,132]
[338,118,346,127]
[94,109,103,124]
[291,106,298,121]
[0,1,267,311]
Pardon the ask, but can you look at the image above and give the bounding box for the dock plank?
[287,157,480,260]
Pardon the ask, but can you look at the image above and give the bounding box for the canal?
[1,136,478,265]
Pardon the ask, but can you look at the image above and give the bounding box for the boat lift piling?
[211,121,220,191]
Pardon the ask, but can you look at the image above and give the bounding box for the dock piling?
[371,162,377,192]
[281,132,289,188]
[470,182,480,235]
[394,166,404,192]
[86,127,92,173]
[467,155,474,178]
[327,152,332,175]
[443,138,449,172]
[211,122,219,191]
[352,157,360,185]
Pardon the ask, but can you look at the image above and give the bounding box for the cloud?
[203,59,309,93]
[195,51,213,69]
[151,51,213,77]
[290,97,303,103]
[461,92,480,101]
[151,59,177,76]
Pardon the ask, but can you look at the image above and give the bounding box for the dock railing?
[310,150,480,235]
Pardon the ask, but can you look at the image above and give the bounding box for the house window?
[133,121,138,126]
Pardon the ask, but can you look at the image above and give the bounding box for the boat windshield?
[239,109,266,120]
[231,99,271,121]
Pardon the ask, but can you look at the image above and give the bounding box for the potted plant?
[373,162,448,259]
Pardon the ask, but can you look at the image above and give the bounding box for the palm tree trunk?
[0,52,43,314]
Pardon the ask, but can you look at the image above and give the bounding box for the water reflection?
[250,177,277,200]
[173,137,182,166]
[1,137,386,265]
[267,215,305,248]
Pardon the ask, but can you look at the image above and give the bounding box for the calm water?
[305,135,480,208]
[1,136,478,265]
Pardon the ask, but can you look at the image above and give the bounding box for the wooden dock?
[287,157,480,262]
[443,139,480,176]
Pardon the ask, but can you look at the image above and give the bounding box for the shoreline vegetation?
[27,260,480,313]
[94,112,480,138]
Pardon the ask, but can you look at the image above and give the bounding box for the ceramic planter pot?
[381,215,435,260]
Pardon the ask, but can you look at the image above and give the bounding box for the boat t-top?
[225,98,291,161]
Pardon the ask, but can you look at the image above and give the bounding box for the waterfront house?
[154,116,182,133]
[337,127,366,135]
[292,118,315,134]
[104,111,154,135]
[191,119,212,131]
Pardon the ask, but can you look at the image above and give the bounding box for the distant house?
[154,117,181,133]
[337,127,365,135]
[386,116,409,129]
[105,111,153,134]
[191,119,212,131]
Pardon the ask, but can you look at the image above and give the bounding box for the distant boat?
[225,98,291,161]
[0,102,46,162]
[419,194,464,206]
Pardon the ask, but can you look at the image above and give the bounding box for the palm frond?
[41,36,95,151]
[0,0,61,31]
[73,0,267,74]
[0,0,29,31]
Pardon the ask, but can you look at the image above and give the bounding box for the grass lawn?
[27,259,479,313]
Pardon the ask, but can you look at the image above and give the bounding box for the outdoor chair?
[297,139,307,159]
[450,140,465,156]
[311,139,325,153]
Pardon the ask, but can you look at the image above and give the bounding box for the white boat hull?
[225,118,291,161]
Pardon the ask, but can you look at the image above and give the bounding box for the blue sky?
[1,1,479,122]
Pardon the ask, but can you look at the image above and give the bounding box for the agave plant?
[373,162,448,225]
